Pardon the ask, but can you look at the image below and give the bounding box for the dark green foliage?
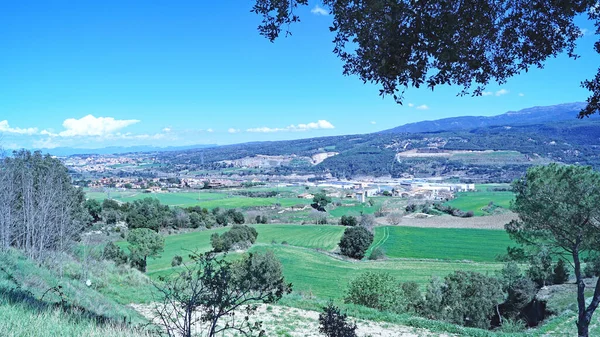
[426,271,504,329]
[125,198,172,231]
[433,203,474,218]
[584,253,600,278]
[344,272,401,312]
[497,246,528,262]
[253,1,592,112]
[318,301,358,337]
[553,259,570,285]
[102,198,121,211]
[339,226,373,259]
[401,281,425,314]
[171,255,183,267]
[85,199,102,223]
[339,215,357,227]
[211,225,258,253]
[368,247,385,261]
[527,249,553,287]
[103,242,128,265]
[255,215,268,224]
[127,228,164,272]
[312,193,332,212]
[504,278,537,320]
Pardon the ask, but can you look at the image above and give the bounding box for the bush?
[553,259,570,284]
[344,272,402,312]
[368,247,386,260]
[339,215,358,227]
[339,226,373,259]
[386,212,402,225]
[401,281,425,313]
[103,242,128,265]
[359,214,375,229]
[584,253,600,277]
[211,225,258,252]
[319,301,357,337]
[171,255,183,267]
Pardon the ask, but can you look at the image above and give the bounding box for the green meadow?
[445,187,514,216]
[134,224,510,299]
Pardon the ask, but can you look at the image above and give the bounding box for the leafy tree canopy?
[252,0,600,116]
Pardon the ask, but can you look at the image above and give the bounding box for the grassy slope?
[369,226,513,262]
[141,225,507,299]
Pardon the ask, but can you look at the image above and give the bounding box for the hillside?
[143,103,600,182]
[381,102,590,133]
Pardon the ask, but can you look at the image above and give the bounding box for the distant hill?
[43,144,217,157]
[381,102,589,133]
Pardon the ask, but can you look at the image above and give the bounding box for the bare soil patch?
[377,213,518,230]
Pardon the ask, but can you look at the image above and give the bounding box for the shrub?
[344,271,402,312]
[386,212,402,225]
[339,215,357,227]
[359,214,375,229]
[553,259,570,284]
[504,277,537,319]
[339,226,373,259]
[401,281,425,313]
[527,249,553,287]
[368,247,386,260]
[584,253,600,277]
[211,225,258,252]
[171,255,183,267]
[103,242,128,265]
[319,301,358,337]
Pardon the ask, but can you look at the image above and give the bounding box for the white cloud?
[310,5,328,16]
[228,128,239,134]
[416,105,429,110]
[207,128,214,133]
[408,103,414,107]
[370,121,377,125]
[247,120,335,133]
[482,91,493,96]
[518,93,525,97]
[0,120,38,135]
[58,115,140,137]
[162,127,172,132]
[495,89,509,96]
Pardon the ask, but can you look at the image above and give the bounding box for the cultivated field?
[135,224,510,299]
[445,187,514,216]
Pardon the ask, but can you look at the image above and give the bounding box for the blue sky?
[1,1,598,149]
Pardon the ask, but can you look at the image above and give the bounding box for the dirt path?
[131,303,454,337]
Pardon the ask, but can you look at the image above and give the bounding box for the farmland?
[445,185,514,216]
[136,224,510,299]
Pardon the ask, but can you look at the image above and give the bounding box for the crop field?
[86,190,311,209]
[137,224,508,299]
[367,226,512,262]
[445,189,514,216]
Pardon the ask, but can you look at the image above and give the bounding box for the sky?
[1,1,599,149]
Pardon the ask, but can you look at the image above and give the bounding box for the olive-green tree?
[127,228,164,272]
[507,164,600,337]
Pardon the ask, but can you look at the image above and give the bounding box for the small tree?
[527,248,553,287]
[153,251,291,337]
[127,228,164,272]
[344,271,401,312]
[386,212,402,226]
[339,226,373,259]
[103,241,128,265]
[553,259,570,285]
[339,215,357,227]
[318,301,358,337]
[211,225,258,252]
[311,193,332,212]
[171,255,183,267]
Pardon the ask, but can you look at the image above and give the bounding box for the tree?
[401,281,425,314]
[103,242,128,265]
[252,1,600,117]
[153,250,291,337]
[506,164,600,337]
[0,150,88,260]
[311,193,332,212]
[127,228,164,272]
[339,215,357,227]
[339,226,373,259]
[344,271,402,312]
[85,199,102,223]
[126,198,172,231]
[527,248,553,287]
[553,259,571,285]
[319,301,358,337]
[210,225,258,253]
[386,212,403,226]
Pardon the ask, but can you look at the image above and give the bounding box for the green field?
[135,224,509,299]
[368,226,512,262]
[86,190,311,209]
[445,189,514,216]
